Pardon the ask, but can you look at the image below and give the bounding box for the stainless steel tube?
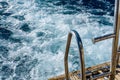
[64,30,86,80]
[92,33,115,44]
[110,0,120,79]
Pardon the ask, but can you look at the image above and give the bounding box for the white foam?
[1,0,115,80]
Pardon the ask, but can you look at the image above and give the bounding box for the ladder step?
[76,66,111,80]
[92,72,111,80]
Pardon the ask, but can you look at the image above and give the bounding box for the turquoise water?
[0,0,115,80]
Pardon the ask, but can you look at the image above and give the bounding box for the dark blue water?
[0,0,115,80]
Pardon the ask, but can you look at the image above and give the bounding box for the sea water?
[0,0,116,80]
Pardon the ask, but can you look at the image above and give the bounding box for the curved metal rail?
[64,30,86,80]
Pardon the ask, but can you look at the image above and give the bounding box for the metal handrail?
[64,30,86,80]
[92,33,115,44]
[92,0,120,80]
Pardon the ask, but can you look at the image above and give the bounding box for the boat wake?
[0,0,115,80]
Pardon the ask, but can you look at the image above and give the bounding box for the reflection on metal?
[64,30,86,80]
[93,0,120,80]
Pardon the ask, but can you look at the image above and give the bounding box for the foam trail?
[0,0,115,80]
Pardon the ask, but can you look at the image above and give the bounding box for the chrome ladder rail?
[92,0,120,80]
[64,0,120,80]
[64,30,86,80]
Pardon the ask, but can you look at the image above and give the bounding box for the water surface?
[0,0,115,80]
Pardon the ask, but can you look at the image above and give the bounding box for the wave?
[0,0,115,80]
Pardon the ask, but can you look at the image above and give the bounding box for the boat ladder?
[64,0,120,80]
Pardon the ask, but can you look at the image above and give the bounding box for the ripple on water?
[20,23,31,32]
[0,0,115,80]
[0,28,13,40]
[1,65,14,79]
[0,46,9,58]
